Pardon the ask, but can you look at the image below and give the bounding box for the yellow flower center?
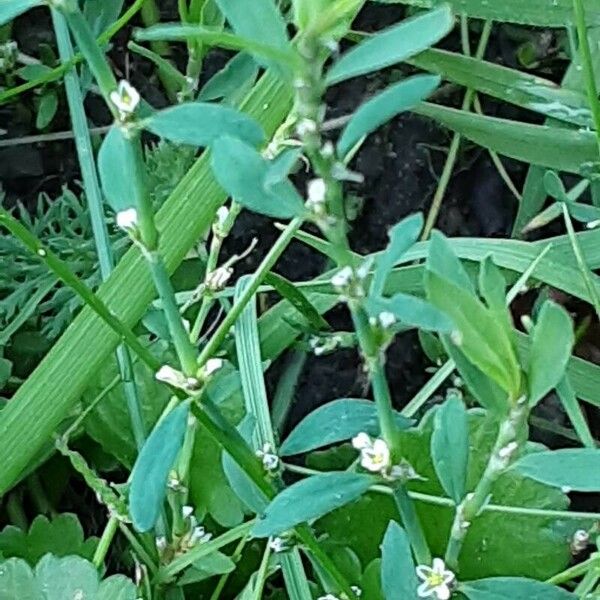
[427,573,445,587]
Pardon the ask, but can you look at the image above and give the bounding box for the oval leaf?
[0,0,41,26]
[327,5,453,84]
[431,393,469,503]
[211,136,306,219]
[381,521,419,600]
[461,576,576,600]
[528,301,574,406]
[339,75,440,156]
[513,448,600,492]
[280,399,412,456]
[252,472,375,537]
[144,103,264,148]
[129,401,191,532]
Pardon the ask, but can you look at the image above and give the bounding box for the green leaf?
[252,472,375,537]
[129,401,191,532]
[426,271,520,397]
[528,301,574,406]
[366,293,454,333]
[426,231,474,292]
[380,522,419,600]
[36,90,58,130]
[338,75,440,157]
[376,0,600,27]
[144,103,265,148]
[97,575,137,600]
[280,399,412,456]
[513,449,600,492]
[543,171,569,202]
[215,0,289,70]
[371,213,424,298]
[409,49,593,128]
[17,64,53,82]
[198,53,258,104]
[264,272,330,332]
[177,551,235,585]
[431,393,469,503]
[34,554,99,598]
[461,577,576,600]
[0,0,41,26]
[416,103,599,175]
[0,514,97,566]
[97,126,137,212]
[211,136,306,219]
[0,558,39,600]
[327,5,453,84]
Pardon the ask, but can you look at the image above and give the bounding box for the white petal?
[432,558,446,574]
[352,432,371,450]
[417,581,435,598]
[372,439,390,464]
[442,570,455,585]
[416,565,433,580]
[435,584,451,600]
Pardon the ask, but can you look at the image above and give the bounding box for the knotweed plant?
[1,0,600,599]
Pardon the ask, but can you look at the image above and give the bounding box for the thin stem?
[421,19,493,240]
[196,218,303,366]
[252,544,272,600]
[93,516,119,568]
[572,0,600,154]
[209,535,249,600]
[118,522,159,576]
[394,486,431,565]
[549,553,600,585]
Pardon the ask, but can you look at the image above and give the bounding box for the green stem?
[93,516,119,568]
[549,553,600,585]
[252,544,272,600]
[444,398,529,571]
[196,217,303,366]
[421,19,493,241]
[394,486,431,565]
[572,0,600,154]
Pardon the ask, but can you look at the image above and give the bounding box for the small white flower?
[156,365,187,388]
[116,208,138,231]
[110,80,140,119]
[205,266,233,291]
[331,266,354,289]
[188,525,212,547]
[203,358,223,377]
[268,536,288,553]
[378,311,396,329]
[307,178,327,205]
[352,433,391,474]
[256,443,279,472]
[416,558,455,600]
[351,586,362,597]
[182,505,194,519]
[571,529,590,553]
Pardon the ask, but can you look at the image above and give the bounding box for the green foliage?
[0,0,41,27]
[130,401,191,532]
[380,522,419,600]
[460,577,576,599]
[0,514,97,565]
[0,555,137,600]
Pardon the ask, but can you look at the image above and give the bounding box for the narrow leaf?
[0,0,41,26]
[372,213,424,298]
[461,577,575,599]
[381,521,419,600]
[130,401,191,532]
[338,75,440,157]
[427,231,474,293]
[327,5,453,84]
[280,399,412,456]
[416,103,598,174]
[144,103,265,147]
[252,472,375,537]
[211,136,306,219]
[528,301,574,406]
[431,393,469,503]
[513,448,600,492]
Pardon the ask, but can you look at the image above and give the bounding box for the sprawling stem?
[444,398,529,570]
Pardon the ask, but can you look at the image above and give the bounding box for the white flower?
[203,358,223,377]
[256,443,279,472]
[182,505,194,519]
[307,178,327,205]
[268,536,288,553]
[378,311,396,329]
[189,525,212,546]
[156,365,187,388]
[116,208,138,231]
[110,80,140,118]
[416,558,455,600]
[331,266,353,289]
[351,433,391,474]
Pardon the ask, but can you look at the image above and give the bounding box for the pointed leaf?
[461,577,576,600]
[528,301,574,406]
[513,449,600,492]
[327,5,453,84]
[199,53,259,103]
[130,401,191,532]
[0,0,41,26]
[211,136,306,219]
[280,399,412,456]
[381,521,419,600]
[427,231,474,293]
[252,472,375,537]
[144,103,264,148]
[372,213,424,298]
[431,393,469,503]
[338,75,440,157]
